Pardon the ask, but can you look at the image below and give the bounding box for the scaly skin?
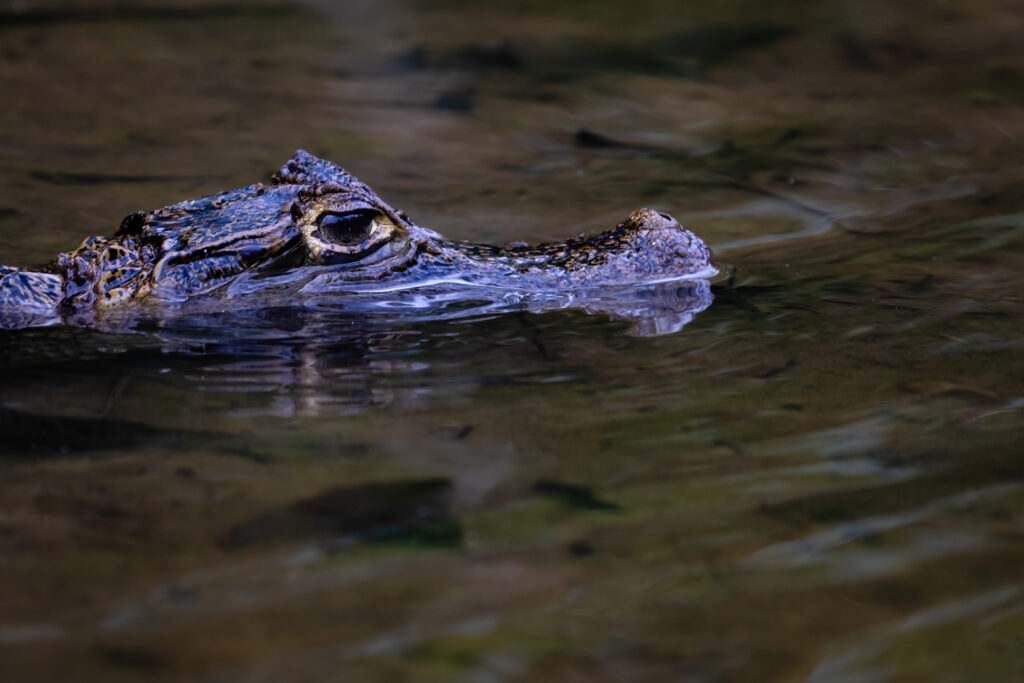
[0,151,715,328]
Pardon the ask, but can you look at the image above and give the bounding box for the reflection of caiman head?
[0,151,717,333]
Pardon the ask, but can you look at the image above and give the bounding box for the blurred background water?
[1,1,1023,680]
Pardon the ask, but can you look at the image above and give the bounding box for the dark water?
[2,1,1024,681]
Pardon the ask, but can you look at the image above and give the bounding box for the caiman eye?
[318,210,378,246]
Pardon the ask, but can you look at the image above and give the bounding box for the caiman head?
[51,151,439,308]
[8,151,714,318]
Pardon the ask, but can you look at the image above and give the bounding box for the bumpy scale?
[0,151,715,327]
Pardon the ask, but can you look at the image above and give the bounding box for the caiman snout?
[627,208,684,231]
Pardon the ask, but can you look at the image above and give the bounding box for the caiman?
[0,151,716,333]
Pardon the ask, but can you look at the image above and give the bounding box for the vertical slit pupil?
[319,210,377,245]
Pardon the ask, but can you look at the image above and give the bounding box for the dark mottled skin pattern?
[0,151,715,322]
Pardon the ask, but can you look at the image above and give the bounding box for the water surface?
[2,1,1024,680]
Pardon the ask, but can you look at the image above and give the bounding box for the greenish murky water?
[2,1,1024,680]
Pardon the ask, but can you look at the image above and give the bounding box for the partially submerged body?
[0,151,716,333]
